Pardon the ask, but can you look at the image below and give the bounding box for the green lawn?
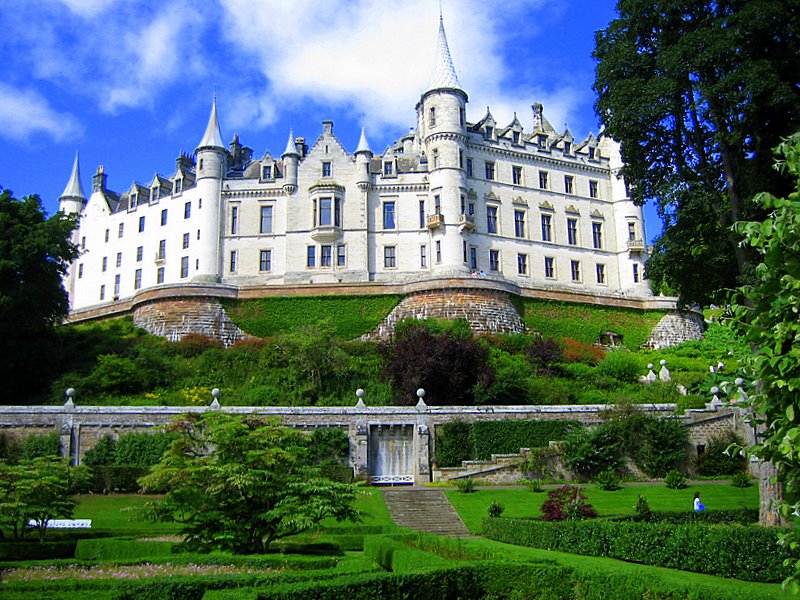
[319,487,396,529]
[445,483,759,533]
[73,494,181,534]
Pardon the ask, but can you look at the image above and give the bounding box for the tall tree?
[594,0,800,305]
[139,412,359,554]
[0,189,78,401]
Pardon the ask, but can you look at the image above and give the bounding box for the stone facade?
[645,310,706,349]
[133,298,249,347]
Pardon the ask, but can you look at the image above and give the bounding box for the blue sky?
[0,0,661,241]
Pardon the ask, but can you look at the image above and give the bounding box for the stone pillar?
[415,422,431,483]
[352,421,369,482]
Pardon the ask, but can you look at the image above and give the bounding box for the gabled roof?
[60,153,86,201]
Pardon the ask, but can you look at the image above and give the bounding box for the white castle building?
[59,17,654,333]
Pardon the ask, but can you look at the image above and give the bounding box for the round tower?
[194,97,227,283]
[282,130,299,194]
[355,127,373,191]
[417,15,469,274]
[59,152,86,217]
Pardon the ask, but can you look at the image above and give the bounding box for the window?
[113,274,120,296]
[231,206,239,234]
[589,180,598,198]
[564,175,574,195]
[337,245,346,266]
[105,228,110,243]
[322,161,332,177]
[592,222,603,249]
[260,205,273,233]
[537,133,547,147]
[517,253,528,275]
[182,233,190,249]
[538,170,549,189]
[436,240,441,263]
[459,149,463,168]
[429,106,436,127]
[512,165,523,186]
[100,284,105,301]
[541,214,552,242]
[81,236,86,249]
[420,245,427,268]
[262,165,272,179]
[567,218,578,245]
[102,256,107,272]
[434,195,441,214]
[489,250,499,271]
[459,108,465,126]
[384,246,396,268]
[514,210,526,238]
[469,246,477,270]
[78,263,83,278]
[260,249,272,271]
[485,161,495,180]
[136,246,143,262]
[116,252,122,268]
[571,260,581,282]
[468,202,475,216]
[319,245,331,267]
[588,147,596,160]
[229,250,237,272]
[563,141,571,154]
[134,268,142,289]
[180,256,189,278]
[463,240,468,263]
[633,264,640,283]
[316,197,338,227]
[118,223,124,238]
[161,209,168,226]
[197,229,201,240]
[383,201,396,229]
[486,206,498,234]
[184,201,191,218]
[383,161,394,176]
[466,158,473,177]
[157,267,165,284]
[512,130,520,144]
[485,126,494,138]
[432,148,439,168]
[596,264,606,284]
[544,256,555,278]
[174,179,183,194]
[307,246,316,268]
[628,222,637,241]
[138,215,145,233]
[157,239,166,260]
[419,200,426,228]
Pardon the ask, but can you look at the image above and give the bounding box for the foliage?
[561,338,605,365]
[82,432,175,492]
[487,501,504,518]
[634,494,651,522]
[139,412,360,554]
[471,420,579,461]
[482,517,790,583]
[472,346,534,404]
[663,470,688,490]
[223,295,401,339]
[732,472,752,488]
[562,427,623,479]
[634,418,688,478]
[593,469,621,491]
[594,1,800,306]
[380,319,492,405]
[610,507,758,525]
[695,431,747,476]
[20,433,61,461]
[434,420,472,468]
[527,337,563,375]
[455,478,475,494]
[0,458,88,541]
[0,189,79,402]
[520,299,665,349]
[526,479,544,493]
[540,485,597,521]
[597,350,641,383]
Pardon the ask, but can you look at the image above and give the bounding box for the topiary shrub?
[487,501,504,518]
[593,469,622,491]
[634,494,652,522]
[540,485,597,521]
[562,426,623,480]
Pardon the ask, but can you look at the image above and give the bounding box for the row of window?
[77,231,199,279]
[464,159,600,197]
[96,255,195,301]
[93,202,194,249]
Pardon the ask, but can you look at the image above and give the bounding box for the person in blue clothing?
[693,491,705,512]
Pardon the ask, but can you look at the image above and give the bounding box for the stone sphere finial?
[660,359,667,366]
[64,388,75,407]
[647,364,654,370]
[356,388,365,399]
[417,388,426,399]
[710,386,719,395]
[735,377,744,386]
[210,388,221,409]
[211,388,220,399]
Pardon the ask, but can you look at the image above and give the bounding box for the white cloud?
[55,0,119,18]
[0,84,83,142]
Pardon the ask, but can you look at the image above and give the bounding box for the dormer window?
[174,178,183,194]
[538,134,547,147]
[262,165,273,180]
[588,147,595,160]
[512,131,520,144]
[485,126,494,139]
[563,141,571,155]
[383,161,394,176]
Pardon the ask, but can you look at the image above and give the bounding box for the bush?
[695,431,747,476]
[482,517,790,582]
[664,469,688,489]
[527,337,563,375]
[540,485,597,521]
[455,478,475,493]
[597,350,641,383]
[561,338,606,365]
[471,420,580,460]
[0,540,77,560]
[526,479,545,493]
[635,418,688,478]
[634,494,651,521]
[609,508,758,525]
[487,501,504,518]
[593,469,621,491]
[434,420,473,467]
[562,426,623,479]
[20,433,61,460]
[75,537,176,561]
[732,472,752,488]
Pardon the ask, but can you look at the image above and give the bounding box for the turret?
[193,97,227,282]
[59,152,86,216]
[282,129,299,194]
[355,127,372,191]
[416,14,469,274]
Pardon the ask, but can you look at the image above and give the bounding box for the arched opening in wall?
[597,331,623,347]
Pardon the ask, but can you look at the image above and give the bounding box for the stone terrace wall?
[133,299,249,347]
[645,310,706,349]
[366,287,524,340]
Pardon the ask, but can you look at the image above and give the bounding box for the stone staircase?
[382,488,471,537]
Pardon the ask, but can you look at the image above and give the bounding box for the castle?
[58,17,676,344]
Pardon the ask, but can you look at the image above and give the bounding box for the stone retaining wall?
[645,310,706,349]
[133,299,250,347]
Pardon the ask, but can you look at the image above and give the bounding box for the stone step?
[382,488,471,537]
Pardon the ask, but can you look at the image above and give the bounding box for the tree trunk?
[753,458,786,527]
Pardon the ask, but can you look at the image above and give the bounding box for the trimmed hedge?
[75,537,176,561]
[363,535,451,572]
[471,420,580,460]
[606,508,759,525]
[482,516,791,582]
[0,540,77,561]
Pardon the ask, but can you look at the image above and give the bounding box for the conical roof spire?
[355,127,372,154]
[428,14,462,92]
[60,152,86,201]
[197,96,225,150]
[282,129,299,156]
